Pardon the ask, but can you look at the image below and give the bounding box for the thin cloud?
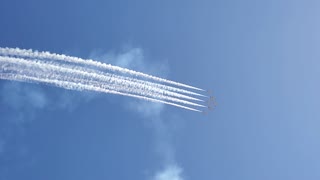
[1,46,186,180]
[1,82,47,111]
[152,165,183,180]
[98,47,185,180]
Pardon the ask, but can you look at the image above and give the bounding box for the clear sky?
[1,0,320,180]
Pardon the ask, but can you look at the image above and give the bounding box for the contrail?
[104,73,207,98]
[0,47,210,112]
[0,73,202,112]
[23,58,206,101]
[63,63,207,98]
[2,64,206,108]
[0,47,205,91]
[0,56,205,108]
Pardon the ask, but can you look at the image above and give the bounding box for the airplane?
[206,96,217,106]
[203,90,217,115]
[202,106,214,115]
[208,105,214,110]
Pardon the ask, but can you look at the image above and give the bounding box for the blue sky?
[1,0,320,180]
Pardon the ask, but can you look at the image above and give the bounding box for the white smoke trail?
[21,58,205,101]
[0,73,202,112]
[0,48,206,98]
[0,56,205,108]
[34,57,207,98]
[2,64,205,108]
[54,62,206,99]
[0,47,204,91]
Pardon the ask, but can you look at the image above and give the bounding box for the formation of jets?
[202,90,217,115]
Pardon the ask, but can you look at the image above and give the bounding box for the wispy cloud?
[94,47,185,180]
[1,46,186,180]
[1,81,95,123]
[1,82,47,110]
[1,82,47,124]
[89,46,169,77]
[130,101,185,180]
[152,165,183,180]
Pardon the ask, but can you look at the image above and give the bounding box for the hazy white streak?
[4,63,205,108]
[24,59,205,101]
[0,73,202,112]
[0,56,205,108]
[0,47,204,91]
